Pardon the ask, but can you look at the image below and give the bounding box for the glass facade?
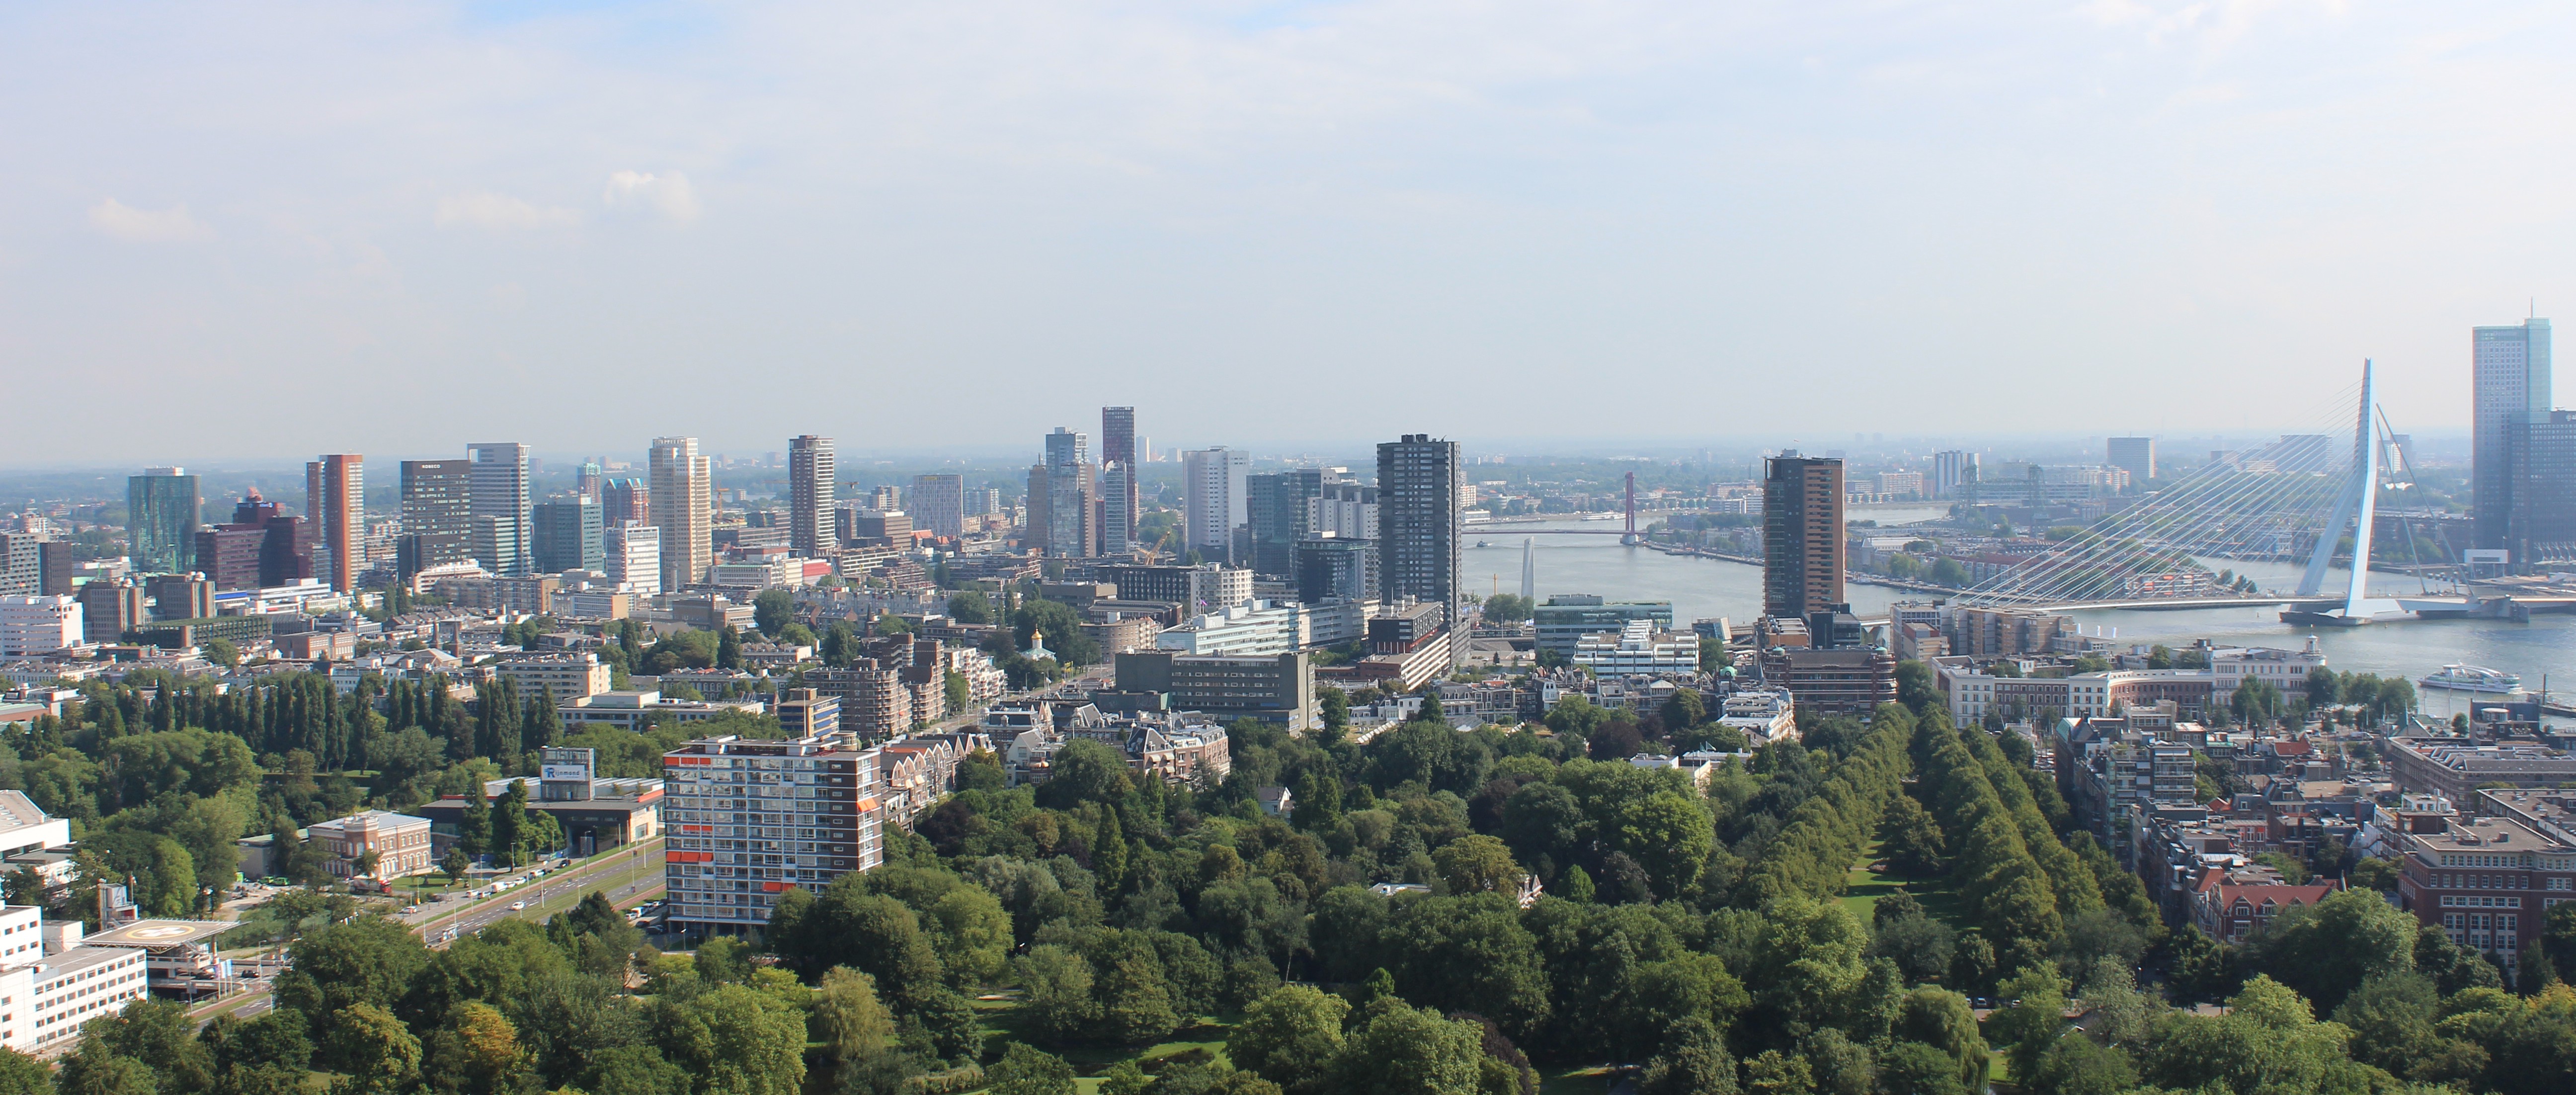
[126,470,200,575]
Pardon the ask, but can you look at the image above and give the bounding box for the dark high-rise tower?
[1248,468,1327,579]
[1376,434,1461,623]
[1763,452,1845,619]
[398,459,472,580]
[1103,408,1138,555]
[789,435,836,556]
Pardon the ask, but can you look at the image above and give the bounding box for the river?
[1464,512,2576,715]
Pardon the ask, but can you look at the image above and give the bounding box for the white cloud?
[86,198,212,242]
[434,192,582,230]
[602,170,700,223]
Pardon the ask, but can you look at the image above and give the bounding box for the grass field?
[1840,838,1969,929]
[969,994,1242,1093]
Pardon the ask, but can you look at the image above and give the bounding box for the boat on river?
[2418,665,2522,694]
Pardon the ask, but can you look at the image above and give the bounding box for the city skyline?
[9,4,2576,462]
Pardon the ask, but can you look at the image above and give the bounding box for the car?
[508,901,526,911]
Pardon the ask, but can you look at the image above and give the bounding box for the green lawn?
[1537,1065,1616,1094]
[1840,838,1969,930]
[969,994,1241,1093]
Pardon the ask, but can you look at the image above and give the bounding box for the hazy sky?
[5,1,2572,467]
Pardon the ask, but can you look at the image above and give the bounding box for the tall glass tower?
[2475,317,2552,551]
[126,467,201,575]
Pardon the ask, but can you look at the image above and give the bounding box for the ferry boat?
[2418,665,2522,694]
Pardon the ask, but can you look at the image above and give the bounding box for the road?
[184,838,668,1028]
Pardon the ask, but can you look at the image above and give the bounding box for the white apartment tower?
[649,436,712,592]
[788,435,836,557]
[469,443,532,577]
[1183,447,1250,563]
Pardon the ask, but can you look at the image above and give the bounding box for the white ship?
[2418,665,2522,694]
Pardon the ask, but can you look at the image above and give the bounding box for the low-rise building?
[0,596,81,659]
[1115,650,1315,732]
[2209,639,2328,695]
[1572,619,1699,675]
[307,810,435,882]
[490,650,615,700]
[2393,809,2576,976]
[559,690,766,732]
[1716,690,1796,744]
[2386,739,2576,802]
[1759,646,1896,716]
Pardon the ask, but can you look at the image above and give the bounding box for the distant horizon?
[7,3,2570,463]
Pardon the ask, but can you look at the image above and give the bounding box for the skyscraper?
[533,496,605,574]
[1763,452,1845,620]
[576,461,605,499]
[600,478,649,525]
[195,491,313,591]
[1247,468,1327,579]
[911,475,966,540]
[2105,438,2156,488]
[649,436,712,592]
[2476,318,2553,552]
[126,467,200,575]
[1101,408,1136,467]
[469,442,532,577]
[1183,448,1249,563]
[1376,434,1461,626]
[1037,428,1094,558]
[789,435,837,556]
[1930,451,1979,499]
[2508,410,2576,567]
[398,459,472,580]
[305,454,364,591]
[1100,463,1132,555]
[1103,408,1138,553]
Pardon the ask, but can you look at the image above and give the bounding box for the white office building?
[1155,600,1301,657]
[0,596,81,659]
[1571,620,1700,675]
[1183,448,1250,561]
[606,521,662,596]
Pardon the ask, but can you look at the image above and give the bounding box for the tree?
[53,1040,156,1095]
[753,589,794,638]
[1480,594,1532,624]
[329,1003,424,1095]
[424,1001,527,1095]
[1987,966,2070,1084]
[812,967,897,1061]
[0,1049,47,1095]
[1638,1016,1737,1095]
[1896,661,1939,715]
[1879,793,1947,876]
[1229,985,1350,1093]
[1328,1000,1487,1095]
[442,846,471,885]
[1618,791,1714,901]
[203,637,241,668]
[1431,835,1523,897]
[1894,987,1987,1094]
[2242,886,2415,1014]
[985,1043,1077,1095]
[1013,945,1099,1044]
[2025,1034,2136,1095]
[946,591,993,625]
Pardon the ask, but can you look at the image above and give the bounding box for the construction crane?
[1136,526,1176,563]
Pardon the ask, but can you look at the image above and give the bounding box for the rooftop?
[82,919,235,948]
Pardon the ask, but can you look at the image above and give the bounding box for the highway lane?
[186,838,668,1028]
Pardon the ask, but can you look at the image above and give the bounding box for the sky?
[4,0,2574,468]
